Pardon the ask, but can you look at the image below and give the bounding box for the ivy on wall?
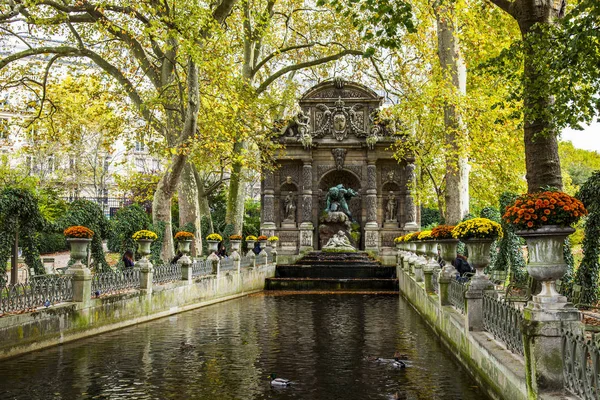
[494,192,527,283]
[0,187,45,280]
[60,200,110,272]
[575,170,600,305]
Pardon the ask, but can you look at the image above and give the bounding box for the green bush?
[421,206,441,228]
[37,232,68,254]
[59,200,110,272]
[108,204,151,257]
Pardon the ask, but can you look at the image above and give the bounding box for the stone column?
[261,169,276,236]
[179,254,193,281]
[465,281,488,331]
[299,161,314,252]
[364,162,379,251]
[404,159,419,230]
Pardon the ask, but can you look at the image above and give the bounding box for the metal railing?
[449,277,467,314]
[562,327,599,399]
[220,257,235,272]
[0,275,73,315]
[153,263,181,284]
[240,256,253,268]
[192,260,212,277]
[483,291,525,356]
[91,269,140,297]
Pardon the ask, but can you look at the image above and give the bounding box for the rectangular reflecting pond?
[0,294,487,400]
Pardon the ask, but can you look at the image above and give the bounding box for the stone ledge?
[397,266,528,400]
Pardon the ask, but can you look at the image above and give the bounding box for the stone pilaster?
[364,162,379,251]
[404,159,418,230]
[261,169,276,234]
[68,265,92,306]
[137,258,153,293]
[299,161,314,251]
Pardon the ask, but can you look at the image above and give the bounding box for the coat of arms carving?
[313,97,366,140]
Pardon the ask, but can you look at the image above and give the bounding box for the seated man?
[453,254,473,279]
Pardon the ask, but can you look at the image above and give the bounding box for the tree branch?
[255,49,364,94]
[253,42,317,76]
[488,0,515,16]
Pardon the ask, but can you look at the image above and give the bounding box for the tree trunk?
[225,141,247,234]
[517,0,563,192]
[436,4,470,225]
[152,59,200,262]
[178,162,202,257]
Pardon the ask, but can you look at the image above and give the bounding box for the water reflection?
[0,294,486,400]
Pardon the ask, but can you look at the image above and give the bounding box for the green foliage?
[60,200,110,272]
[37,232,68,254]
[108,204,151,257]
[561,237,575,298]
[37,188,69,223]
[316,0,415,49]
[242,198,261,253]
[0,187,46,277]
[479,207,501,272]
[559,141,600,191]
[493,192,526,283]
[574,171,600,305]
[150,222,166,266]
[421,206,441,229]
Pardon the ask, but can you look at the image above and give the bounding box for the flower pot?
[230,240,241,252]
[67,238,91,264]
[425,241,438,258]
[177,240,192,255]
[246,240,255,252]
[268,241,278,249]
[259,240,267,249]
[416,242,427,256]
[136,239,153,258]
[516,225,575,305]
[464,238,493,278]
[207,240,219,253]
[437,239,459,266]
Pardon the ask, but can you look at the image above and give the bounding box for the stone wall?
[397,266,528,400]
[0,265,276,360]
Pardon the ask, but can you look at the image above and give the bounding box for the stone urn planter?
[425,241,438,259]
[230,240,241,252]
[438,239,459,266]
[136,239,153,259]
[177,240,192,255]
[246,240,255,253]
[416,242,427,256]
[516,225,575,306]
[67,238,91,266]
[407,241,417,253]
[259,240,267,250]
[207,240,219,253]
[464,238,493,278]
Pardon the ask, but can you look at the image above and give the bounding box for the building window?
[134,141,147,153]
[134,157,145,171]
[0,118,9,140]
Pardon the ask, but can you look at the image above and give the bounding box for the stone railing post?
[464,280,488,331]
[232,251,241,274]
[414,257,425,282]
[208,253,220,275]
[179,254,192,281]
[137,257,154,294]
[69,267,92,306]
[424,259,438,294]
[260,249,268,266]
[272,248,278,265]
[249,252,256,269]
[438,269,453,306]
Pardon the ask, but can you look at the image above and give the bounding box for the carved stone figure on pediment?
[294,110,310,136]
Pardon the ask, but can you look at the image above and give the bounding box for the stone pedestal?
[231,251,241,273]
[414,258,425,282]
[208,253,220,275]
[464,279,491,331]
[179,254,193,281]
[68,267,92,306]
[137,258,154,293]
[523,306,580,397]
[423,265,435,293]
[299,223,314,252]
[438,267,454,306]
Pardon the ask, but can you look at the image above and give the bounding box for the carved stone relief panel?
[300,230,313,247]
[280,163,300,186]
[367,164,377,190]
[263,196,275,223]
[381,232,398,248]
[331,148,347,171]
[302,164,312,191]
[302,195,313,222]
[278,231,298,247]
[366,195,377,223]
[380,164,403,186]
[365,230,378,248]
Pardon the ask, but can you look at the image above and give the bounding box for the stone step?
[275,265,396,279]
[265,278,399,292]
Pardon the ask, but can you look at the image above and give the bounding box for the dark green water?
[0,294,486,400]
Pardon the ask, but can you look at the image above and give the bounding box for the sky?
[561,120,600,152]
